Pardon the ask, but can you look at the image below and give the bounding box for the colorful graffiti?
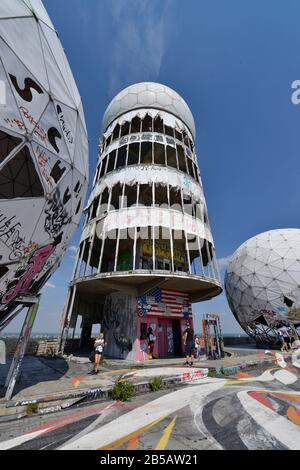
[1,243,55,304]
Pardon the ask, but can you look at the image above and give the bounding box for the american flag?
[137,288,192,317]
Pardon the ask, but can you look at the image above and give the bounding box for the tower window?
[138,183,153,206]
[164,125,174,138]
[99,156,107,178]
[142,114,153,132]
[169,186,182,212]
[177,144,187,173]
[120,121,130,137]
[127,143,140,165]
[166,145,177,169]
[91,196,100,219]
[116,145,127,169]
[123,183,138,208]
[110,183,123,210]
[140,142,153,164]
[154,142,165,165]
[131,116,141,133]
[186,157,195,179]
[175,129,182,142]
[112,124,121,141]
[154,115,164,133]
[154,184,168,207]
[106,150,116,173]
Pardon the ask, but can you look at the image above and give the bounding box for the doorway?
[157,318,182,358]
[172,320,182,356]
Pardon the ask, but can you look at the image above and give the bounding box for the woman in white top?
[91,333,105,375]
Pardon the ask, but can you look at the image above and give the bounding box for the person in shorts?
[91,333,105,375]
[279,325,291,351]
[195,335,201,361]
[182,322,195,366]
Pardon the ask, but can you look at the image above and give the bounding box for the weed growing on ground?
[26,402,39,415]
[111,377,135,401]
[149,376,163,392]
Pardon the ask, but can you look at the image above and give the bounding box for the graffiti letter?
[48,127,61,153]
[50,160,66,184]
[9,75,43,102]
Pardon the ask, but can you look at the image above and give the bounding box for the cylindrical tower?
[59,82,222,360]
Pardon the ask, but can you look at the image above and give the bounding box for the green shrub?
[207,369,216,377]
[111,378,135,401]
[220,366,225,375]
[149,376,163,392]
[26,402,39,415]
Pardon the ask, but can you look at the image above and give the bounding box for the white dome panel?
[225,228,300,344]
[102,82,196,139]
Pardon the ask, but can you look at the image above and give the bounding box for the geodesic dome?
[0,0,88,326]
[225,229,300,343]
[102,82,196,139]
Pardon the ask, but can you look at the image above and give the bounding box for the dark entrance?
[172,319,182,356]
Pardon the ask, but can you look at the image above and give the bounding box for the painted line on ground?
[155,416,177,450]
[60,379,225,450]
[238,390,300,450]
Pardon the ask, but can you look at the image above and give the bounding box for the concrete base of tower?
[58,283,195,361]
[102,292,193,361]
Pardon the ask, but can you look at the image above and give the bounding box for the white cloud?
[108,0,172,95]
[68,245,77,253]
[45,282,56,289]
[217,255,232,270]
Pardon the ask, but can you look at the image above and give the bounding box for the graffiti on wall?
[0,232,62,306]
[103,294,134,357]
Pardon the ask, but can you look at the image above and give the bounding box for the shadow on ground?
[0,355,69,399]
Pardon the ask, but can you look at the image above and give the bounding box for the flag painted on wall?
[137,288,192,317]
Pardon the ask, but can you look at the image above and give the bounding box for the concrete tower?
[58,82,222,360]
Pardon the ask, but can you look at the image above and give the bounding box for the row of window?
[86,182,208,223]
[75,227,219,281]
[94,141,200,185]
[102,114,194,153]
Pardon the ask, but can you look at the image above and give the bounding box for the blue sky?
[4,0,300,334]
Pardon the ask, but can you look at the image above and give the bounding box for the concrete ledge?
[1,350,294,422]
[0,368,209,421]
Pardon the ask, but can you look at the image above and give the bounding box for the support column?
[5,297,39,400]
[57,284,77,355]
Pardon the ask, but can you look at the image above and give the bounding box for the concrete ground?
[0,347,270,401]
[0,347,296,414]
[0,354,299,450]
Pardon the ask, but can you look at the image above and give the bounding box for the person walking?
[90,332,105,375]
[279,325,291,351]
[277,329,286,352]
[183,322,195,366]
[194,335,201,361]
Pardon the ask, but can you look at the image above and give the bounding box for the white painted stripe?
[60,379,226,450]
[57,402,115,449]
[0,429,47,450]
[238,390,300,450]
[273,369,298,385]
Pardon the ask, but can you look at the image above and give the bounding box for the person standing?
[194,335,201,361]
[90,332,105,375]
[147,326,156,359]
[183,322,195,366]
